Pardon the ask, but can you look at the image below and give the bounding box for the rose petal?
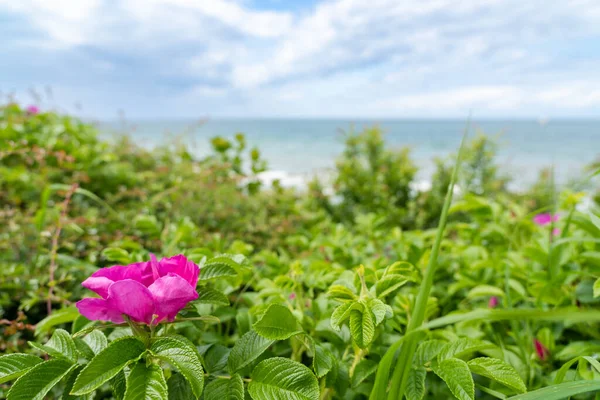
[158,254,200,287]
[82,261,154,297]
[108,279,155,324]
[76,298,124,324]
[148,273,198,322]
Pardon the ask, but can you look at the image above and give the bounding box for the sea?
[98,119,600,191]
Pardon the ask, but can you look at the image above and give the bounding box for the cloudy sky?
[1,0,599,118]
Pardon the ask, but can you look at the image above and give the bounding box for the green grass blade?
[507,380,600,400]
[422,308,600,330]
[385,120,470,400]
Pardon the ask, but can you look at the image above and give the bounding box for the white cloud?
[1,0,600,117]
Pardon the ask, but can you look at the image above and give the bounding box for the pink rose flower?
[534,339,550,361]
[533,213,559,226]
[488,296,499,308]
[26,105,40,115]
[76,254,199,325]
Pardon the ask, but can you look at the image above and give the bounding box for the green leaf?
[433,358,475,400]
[0,354,42,384]
[467,357,526,394]
[71,337,146,395]
[150,335,204,398]
[195,287,230,306]
[204,374,245,400]
[330,301,362,331]
[228,331,275,374]
[376,263,416,298]
[124,363,168,400]
[35,306,80,336]
[368,298,389,325]
[29,328,77,363]
[406,366,427,400]
[327,285,357,302]
[82,330,108,355]
[167,373,194,400]
[350,308,375,349]
[466,285,504,299]
[252,304,303,340]
[507,380,600,400]
[437,338,494,362]
[594,278,600,298]
[351,359,378,388]
[111,371,127,400]
[102,247,131,264]
[415,340,446,366]
[7,359,74,400]
[199,263,238,281]
[249,357,319,400]
[312,345,334,379]
[62,366,93,400]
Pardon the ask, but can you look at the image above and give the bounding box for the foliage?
[2,104,600,399]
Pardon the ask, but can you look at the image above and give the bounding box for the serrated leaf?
[204,345,230,374]
[253,304,302,340]
[35,306,80,336]
[199,263,237,281]
[124,363,168,400]
[0,354,42,384]
[349,308,375,349]
[467,357,526,394]
[228,331,274,374]
[82,330,108,355]
[248,357,319,400]
[195,287,230,306]
[71,337,146,395]
[368,298,388,325]
[150,335,204,398]
[406,366,427,400]
[111,371,127,400]
[312,345,334,378]
[331,301,362,331]
[7,359,75,400]
[351,359,377,388]
[438,338,494,362]
[377,276,410,298]
[433,358,475,400]
[327,285,357,302]
[415,340,446,366]
[62,366,93,400]
[204,374,244,400]
[28,328,77,363]
[167,373,194,400]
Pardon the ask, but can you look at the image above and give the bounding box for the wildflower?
[534,339,550,361]
[289,292,296,300]
[533,213,559,226]
[26,105,40,115]
[488,296,499,308]
[76,254,199,325]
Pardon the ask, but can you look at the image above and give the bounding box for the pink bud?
[488,296,499,308]
[534,339,550,361]
[26,105,40,115]
[552,228,561,236]
[289,292,296,300]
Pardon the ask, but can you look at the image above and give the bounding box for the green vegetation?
[1,103,600,399]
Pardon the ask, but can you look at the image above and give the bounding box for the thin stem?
[47,183,78,315]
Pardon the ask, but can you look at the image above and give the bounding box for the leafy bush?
[2,104,600,400]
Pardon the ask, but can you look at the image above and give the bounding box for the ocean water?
[99,119,600,188]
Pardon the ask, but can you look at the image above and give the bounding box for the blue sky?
[1,0,599,118]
